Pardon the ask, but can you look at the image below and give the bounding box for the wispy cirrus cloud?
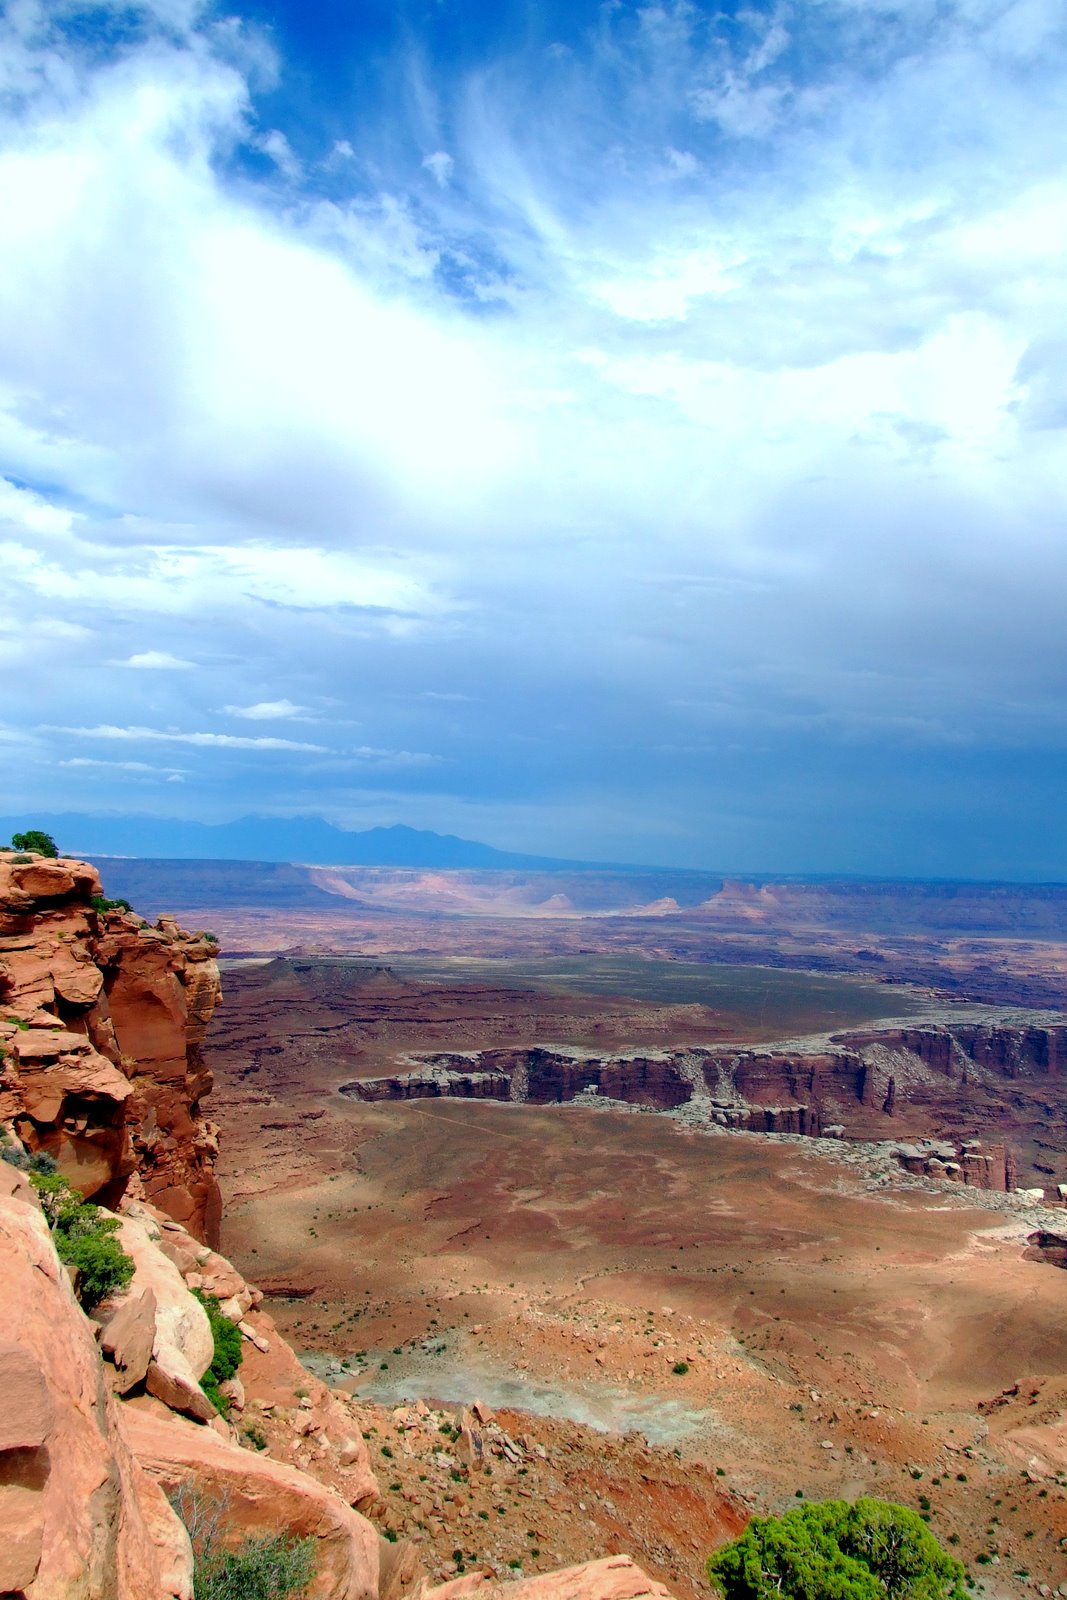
[59,758,188,774]
[45,725,330,753]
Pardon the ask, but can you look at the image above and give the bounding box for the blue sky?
[2,0,1067,874]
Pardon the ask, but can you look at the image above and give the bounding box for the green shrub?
[30,1171,134,1310]
[3,1148,59,1174]
[672,1360,690,1375]
[90,894,133,915]
[10,830,58,857]
[193,1290,244,1416]
[707,1497,967,1600]
[194,1532,315,1599]
[171,1486,314,1600]
[59,1226,135,1309]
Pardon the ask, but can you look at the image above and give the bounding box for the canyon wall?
[342,1021,1067,1193]
[0,852,222,1242]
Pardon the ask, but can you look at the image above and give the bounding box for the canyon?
[8,848,1067,1598]
[204,942,1067,1595]
[2,850,725,1600]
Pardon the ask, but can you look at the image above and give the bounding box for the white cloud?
[3,0,1067,867]
[0,534,444,620]
[257,128,301,181]
[59,758,188,773]
[222,698,307,720]
[46,724,329,752]
[0,476,77,537]
[350,746,438,767]
[422,150,454,187]
[120,650,196,669]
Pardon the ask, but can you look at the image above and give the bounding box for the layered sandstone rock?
[345,1023,1067,1192]
[96,1197,379,1507]
[0,1171,386,1598]
[0,1180,193,1598]
[890,1137,1012,1189]
[0,850,222,1241]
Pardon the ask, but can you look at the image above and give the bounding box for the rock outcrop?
[890,1137,1012,1190]
[0,1174,193,1598]
[0,850,222,1241]
[0,1166,386,1599]
[418,1555,676,1599]
[343,1022,1067,1193]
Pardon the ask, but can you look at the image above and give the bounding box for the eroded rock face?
[125,1408,380,1600]
[0,1184,193,1599]
[343,1023,1067,1192]
[500,1555,676,1599]
[0,852,222,1241]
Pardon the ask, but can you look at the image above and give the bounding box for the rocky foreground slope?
[0,852,681,1600]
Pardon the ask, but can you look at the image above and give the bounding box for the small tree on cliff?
[707,1498,967,1600]
[30,1170,134,1310]
[10,829,58,857]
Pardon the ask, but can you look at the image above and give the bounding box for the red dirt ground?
[207,964,1067,1598]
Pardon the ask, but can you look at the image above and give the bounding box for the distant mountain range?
[0,812,603,870]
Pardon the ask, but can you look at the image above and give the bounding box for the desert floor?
[210,967,1067,1598]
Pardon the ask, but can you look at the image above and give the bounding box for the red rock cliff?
[0,851,223,1242]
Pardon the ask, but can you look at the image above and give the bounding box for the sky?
[2,0,1066,877]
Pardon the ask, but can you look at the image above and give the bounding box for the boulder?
[99,1287,157,1393]
[50,942,104,1006]
[117,1210,214,1379]
[218,1375,245,1412]
[147,1346,217,1424]
[8,859,81,900]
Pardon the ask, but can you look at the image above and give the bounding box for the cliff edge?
[0,849,223,1242]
